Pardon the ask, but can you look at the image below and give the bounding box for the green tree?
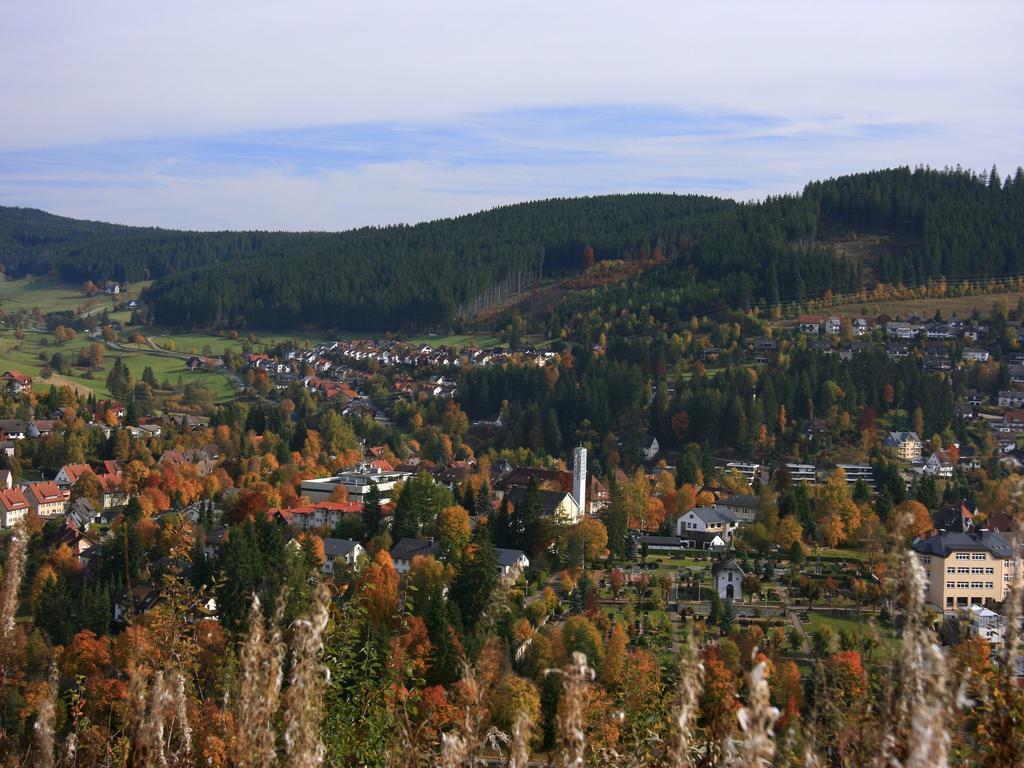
[361,483,382,538]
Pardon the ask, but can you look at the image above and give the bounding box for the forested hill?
[2,165,1023,331]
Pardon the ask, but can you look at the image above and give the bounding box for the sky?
[1,1,1022,231]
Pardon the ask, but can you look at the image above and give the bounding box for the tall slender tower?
[572,446,587,516]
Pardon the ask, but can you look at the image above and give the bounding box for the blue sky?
[1,1,1022,230]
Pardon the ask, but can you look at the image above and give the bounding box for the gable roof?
[0,487,28,513]
[323,538,362,558]
[390,537,439,562]
[504,487,575,516]
[687,506,738,525]
[24,481,65,505]
[495,547,528,567]
[712,556,745,576]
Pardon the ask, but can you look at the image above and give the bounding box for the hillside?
[2,165,1023,332]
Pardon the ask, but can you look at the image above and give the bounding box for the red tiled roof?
[0,487,29,512]
[24,481,65,505]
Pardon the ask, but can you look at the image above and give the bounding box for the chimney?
[572,446,587,515]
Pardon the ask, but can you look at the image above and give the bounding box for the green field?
[803,610,898,657]
[0,276,148,316]
[404,333,503,349]
[0,328,235,402]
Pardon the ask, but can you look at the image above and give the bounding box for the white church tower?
[572,446,587,516]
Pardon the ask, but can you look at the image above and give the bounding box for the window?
[946,581,955,589]
[986,582,994,589]
[958,567,971,574]
[947,567,956,574]
[971,581,984,589]
[955,553,971,561]
[972,567,985,574]
[973,553,986,561]
[957,582,970,589]
[986,567,995,574]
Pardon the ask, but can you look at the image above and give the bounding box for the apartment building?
[913,530,1016,611]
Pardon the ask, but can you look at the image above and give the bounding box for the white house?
[922,450,956,478]
[390,537,440,574]
[883,431,923,461]
[963,348,990,363]
[676,506,739,541]
[712,557,745,601]
[495,548,530,580]
[0,487,29,528]
[322,538,365,574]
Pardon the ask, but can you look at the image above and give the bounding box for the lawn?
[141,328,329,357]
[787,289,1024,324]
[0,276,148,316]
[0,328,235,402]
[803,610,899,658]
[404,333,503,349]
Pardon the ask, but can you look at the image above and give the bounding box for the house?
[713,494,761,524]
[273,501,363,532]
[823,316,841,335]
[960,604,1006,645]
[883,431,923,461]
[934,501,974,533]
[390,537,440,574]
[798,315,822,334]
[0,487,29,528]
[781,463,816,485]
[922,450,956,478]
[642,437,660,461]
[0,420,27,440]
[963,347,990,363]
[503,487,582,526]
[65,497,97,531]
[2,370,32,395]
[203,526,229,559]
[495,548,530,580]
[913,529,1015,611]
[47,520,100,558]
[114,583,161,623]
[724,461,761,485]
[55,463,94,488]
[321,538,365,574]
[998,391,1024,408]
[675,506,739,541]
[712,557,745,601]
[887,322,921,340]
[23,481,68,517]
[835,464,876,489]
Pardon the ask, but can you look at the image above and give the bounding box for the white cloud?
[1,0,1022,227]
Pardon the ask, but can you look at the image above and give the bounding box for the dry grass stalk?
[508,713,532,768]
[668,630,704,768]
[284,582,331,768]
[440,660,488,768]
[34,666,58,768]
[556,651,595,768]
[731,660,779,768]
[235,595,287,768]
[128,667,179,768]
[0,521,28,640]
[893,552,950,768]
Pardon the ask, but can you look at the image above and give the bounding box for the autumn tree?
[436,505,471,562]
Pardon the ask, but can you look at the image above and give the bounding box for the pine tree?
[362,483,382,538]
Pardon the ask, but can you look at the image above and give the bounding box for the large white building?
[300,465,411,503]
